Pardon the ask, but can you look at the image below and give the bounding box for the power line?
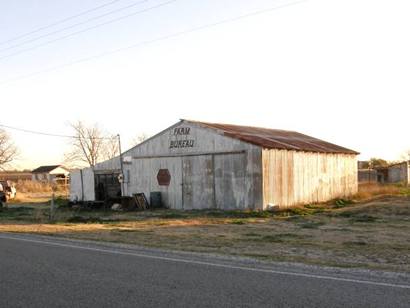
[0,123,77,138]
[0,0,125,47]
[0,0,304,86]
[0,0,176,61]
[0,0,152,54]
[0,124,114,140]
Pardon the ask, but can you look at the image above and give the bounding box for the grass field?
[1,185,410,272]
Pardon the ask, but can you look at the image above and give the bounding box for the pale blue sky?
[0,0,409,169]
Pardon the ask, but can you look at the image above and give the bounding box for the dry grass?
[15,180,68,194]
[355,183,410,200]
[15,180,53,193]
[8,192,55,204]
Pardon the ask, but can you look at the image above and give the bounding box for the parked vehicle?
[0,180,17,201]
[0,183,6,207]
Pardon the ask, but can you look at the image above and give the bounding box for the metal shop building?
[357,160,410,185]
[385,161,409,184]
[70,120,359,210]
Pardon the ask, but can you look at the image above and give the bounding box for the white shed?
[32,165,70,184]
[70,120,359,210]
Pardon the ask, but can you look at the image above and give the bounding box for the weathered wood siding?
[262,150,358,208]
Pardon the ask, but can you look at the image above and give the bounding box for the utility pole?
[49,192,55,222]
[117,134,124,197]
[368,161,372,183]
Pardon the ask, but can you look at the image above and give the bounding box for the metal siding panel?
[131,157,182,209]
[74,121,265,210]
[214,153,246,210]
[246,148,263,210]
[262,150,271,208]
[274,150,281,207]
[82,168,95,201]
[262,150,358,207]
[127,122,263,210]
[182,155,214,210]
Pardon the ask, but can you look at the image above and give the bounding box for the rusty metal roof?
[186,120,359,155]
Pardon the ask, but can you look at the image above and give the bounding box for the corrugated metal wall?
[262,150,358,208]
[70,168,95,202]
[358,169,378,183]
[131,152,251,210]
[125,122,263,210]
[388,162,410,184]
[70,121,358,210]
[131,157,183,209]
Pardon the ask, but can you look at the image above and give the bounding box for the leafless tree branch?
[131,133,149,148]
[0,129,18,170]
[64,121,117,168]
[401,149,410,161]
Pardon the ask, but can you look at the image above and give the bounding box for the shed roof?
[32,165,67,173]
[186,120,359,155]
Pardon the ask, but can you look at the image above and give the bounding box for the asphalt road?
[0,233,409,308]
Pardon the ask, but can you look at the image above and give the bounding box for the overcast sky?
[0,0,409,169]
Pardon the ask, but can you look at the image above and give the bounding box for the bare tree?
[131,133,149,147]
[64,121,115,168]
[0,129,18,170]
[102,134,120,161]
[401,149,410,161]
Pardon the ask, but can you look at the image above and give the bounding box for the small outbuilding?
[32,165,70,184]
[375,161,410,185]
[70,120,359,210]
[357,160,410,185]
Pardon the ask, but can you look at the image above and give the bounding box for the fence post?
[49,192,55,221]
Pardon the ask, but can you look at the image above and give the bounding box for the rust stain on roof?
[185,120,359,155]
